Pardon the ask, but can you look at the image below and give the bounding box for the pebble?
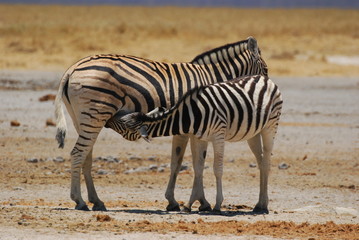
[46,119,56,127]
[26,158,38,163]
[149,164,158,170]
[124,166,149,174]
[53,156,65,163]
[160,163,169,168]
[38,94,56,102]
[278,162,290,169]
[180,165,189,171]
[157,167,165,172]
[249,163,257,168]
[97,169,109,175]
[96,156,122,163]
[18,221,30,226]
[124,164,170,174]
[128,156,142,161]
[147,156,157,161]
[13,187,24,191]
[10,120,21,127]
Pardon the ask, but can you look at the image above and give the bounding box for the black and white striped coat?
[55,37,268,211]
[108,75,282,213]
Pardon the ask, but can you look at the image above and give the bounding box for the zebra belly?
[224,121,266,142]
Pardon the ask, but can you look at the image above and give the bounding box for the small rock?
[97,169,109,175]
[128,156,142,161]
[53,156,65,163]
[11,120,21,127]
[149,164,158,170]
[160,163,169,168]
[27,158,38,163]
[13,187,24,191]
[228,159,235,163]
[278,162,290,169]
[103,156,118,163]
[96,214,111,222]
[249,163,257,168]
[124,169,135,174]
[157,167,165,172]
[147,156,157,161]
[124,166,150,174]
[95,156,121,163]
[18,221,30,226]
[38,94,56,102]
[46,119,56,127]
[180,165,189,171]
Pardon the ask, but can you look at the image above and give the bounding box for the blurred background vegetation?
[0,5,358,76]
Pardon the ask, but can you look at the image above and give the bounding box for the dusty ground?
[0,5,359,239]
[0,74,358,239]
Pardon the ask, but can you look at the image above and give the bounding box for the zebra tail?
[54,73,69,148]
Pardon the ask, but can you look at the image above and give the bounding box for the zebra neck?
[201,58,249,83]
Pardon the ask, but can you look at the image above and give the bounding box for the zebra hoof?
[212,208,222,215]
[253,206,269,214]
[75,204,90,211]
[199,204,212,212]
[92,204,107,211]
[181,205,191,213]
[166,204,181,212]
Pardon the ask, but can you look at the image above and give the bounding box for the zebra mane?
[191,36,259,64]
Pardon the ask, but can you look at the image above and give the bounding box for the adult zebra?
[107,75,283,213]
[55,37,268,211]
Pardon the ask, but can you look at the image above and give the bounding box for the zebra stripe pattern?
[109,75,282,213]
[55,37,268,211]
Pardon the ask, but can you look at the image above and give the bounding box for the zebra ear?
[139,125,150,142]
[247,36,260,59]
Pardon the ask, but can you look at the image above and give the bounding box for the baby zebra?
[106,75,282,213]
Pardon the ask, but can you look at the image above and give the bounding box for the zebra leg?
[254,129,275,214]
[212,139,225,213]
[183,138,211,212]
[83,149,107,211]
[70,142,89,211]
[70,130,101,211]
[247,134,268,213]
[165,135,189,211]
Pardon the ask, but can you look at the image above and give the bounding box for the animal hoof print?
[253,207,269,214]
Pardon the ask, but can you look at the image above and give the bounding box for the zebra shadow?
[51,207,268,216]
[109,208,266,217]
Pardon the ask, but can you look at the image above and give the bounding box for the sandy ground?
[0,72,358,239]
